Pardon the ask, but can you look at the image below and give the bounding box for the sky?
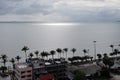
[0,0,120,22]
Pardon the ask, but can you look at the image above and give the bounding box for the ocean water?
[0,22,120,63]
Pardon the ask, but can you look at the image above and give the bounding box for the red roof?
[39,74,54,80]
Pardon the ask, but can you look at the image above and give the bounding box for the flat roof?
[17,63,29,68]
[45,62,51,65]
[55,61,61,64]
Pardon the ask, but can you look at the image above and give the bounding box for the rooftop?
[16,63,29,68]
[68,63,101,76]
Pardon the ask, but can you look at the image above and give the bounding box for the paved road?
[111,75,120,80]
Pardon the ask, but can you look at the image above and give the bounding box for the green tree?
[73,70,86,80]
[9,58,15,69]
[83,49,87,56]
[100,67,111,78]
[40,51,46,59]
[44,51,49,60]
[56,48,62,58]
[97,54,102,61]
[50,50,56,59]
[1,54,8,67]
[71,48,76,57]
[63,48,68,60]
[34,50,39,58]
[90,56,93,61]
[110,52,114,57]
[21,46,29,60]
[113,49,119,58]
[110,45,114,53]
[15,56,21,63]
[0,66,7,74]
[103,53,114,68]
[68,58,73,63]
[29,53,34,59]
[83,55,90,61]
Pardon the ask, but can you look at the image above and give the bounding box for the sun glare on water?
[35,23,77,26]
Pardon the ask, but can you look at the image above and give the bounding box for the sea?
[0,22,120,65]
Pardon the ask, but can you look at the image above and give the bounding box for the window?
[27,70,31,73]
[21,71,25,74]
[27,75,31,77]
[21,76,25,78]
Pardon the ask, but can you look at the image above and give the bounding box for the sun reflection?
[39,23,77,25]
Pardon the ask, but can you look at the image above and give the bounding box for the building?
[28,58,47,80]
[45,60,67,80]
[13,63,32,80]
[12,58,68,80]
[28,58,68,80]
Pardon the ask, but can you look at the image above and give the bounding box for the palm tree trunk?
[66,52,67,61]
[25,52,27,60]
[47,56,48,60]
[58,53,59,59]
[4,63,5,67]
[60,53,61,58]
[112,48,114,53]
[52,55,54,59]
[63,53,64,58]
[116,54,117,60]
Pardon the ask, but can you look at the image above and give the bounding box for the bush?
[73,70,86,80]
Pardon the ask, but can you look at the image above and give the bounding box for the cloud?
[0,0,120,22]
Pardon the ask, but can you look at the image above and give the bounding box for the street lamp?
[93,41,97,60]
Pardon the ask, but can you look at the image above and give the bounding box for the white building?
[14,63,32,80]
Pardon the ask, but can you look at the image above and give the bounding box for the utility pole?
[93,41,97,60]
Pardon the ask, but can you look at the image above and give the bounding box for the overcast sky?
[0,0,120,22]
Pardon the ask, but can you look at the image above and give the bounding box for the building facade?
[13,63,32,80]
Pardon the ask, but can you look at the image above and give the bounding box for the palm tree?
[1,54,8,60]
[110,52,114,57]
[1,54,8,67]
[15,56,21,63]
[103,53,108,59]
[97,54,102,61]
[83,56,89,61]
[2,59,8,67]
[21,46,29,60]
[29,53,34,59]
[50,50,56,59]
[113,49,119,59]
[44,52,49,60]
[68,58,73,63]
[0,66,7,74]
[40,51,46,59]
[34,50,39,58]
[56,48,62,58]
[83,49,87,56]
[62,50,64,58]
[63,48,68,60]
[90,57,93,61]
[71,48,76,57]
[110,45,114,53]
[9,58,15,69]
